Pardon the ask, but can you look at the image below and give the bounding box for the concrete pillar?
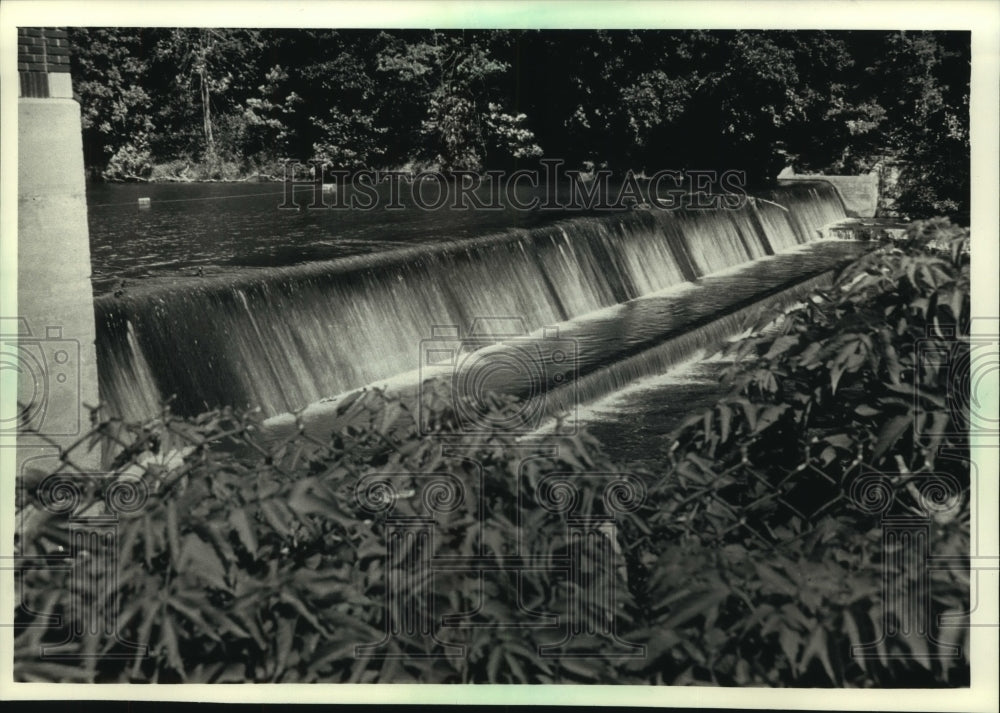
[3,28,100,475]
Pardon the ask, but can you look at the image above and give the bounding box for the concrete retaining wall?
[9,28,100,473]
[777,167,879,218]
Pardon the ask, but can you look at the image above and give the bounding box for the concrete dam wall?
[777,167,879,218]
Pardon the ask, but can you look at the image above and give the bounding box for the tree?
[234,63,303,169]
[870,32,970,220]
[150,29,266,163]
[68,28,155,179]
[376,31,541,172]
[290,31,389,170]
[67,27,969,209]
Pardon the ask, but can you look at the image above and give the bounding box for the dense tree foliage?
[68,29,969,219]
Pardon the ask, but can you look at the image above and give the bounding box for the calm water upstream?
[86,181,582,295]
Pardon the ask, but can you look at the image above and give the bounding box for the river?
[87,180,859,467]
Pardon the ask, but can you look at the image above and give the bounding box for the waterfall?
[95,182,847,421]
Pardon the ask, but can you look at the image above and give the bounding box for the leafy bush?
[101,138,153,182]
[16,393,650,684]
[148,155,264,182]
[652,217,971,685]
[14,219,970,685]
[146,157,198,182]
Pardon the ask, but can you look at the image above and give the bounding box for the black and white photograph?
[1,0,997,708]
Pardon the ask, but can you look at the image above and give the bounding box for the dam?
[92,181,856,433]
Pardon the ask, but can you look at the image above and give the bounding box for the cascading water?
[95,182,848,422]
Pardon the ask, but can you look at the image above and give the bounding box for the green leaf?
[260,499,293,536]
[142,514,157,568]
[560,657,602,679]
[842,610,867,672]
[229,507,257,557]
[279,588,330,636]
[737,399,758,431]
[167,596,222,642]
[505,648,529,683]
[659,586,729,630]
[872,412,913,461]
[166,501,181,569]
[755,562,797,596]
[866,604,890,666]
[380,400,404,433]
[486,644,503,682]
[902,628,933,670]
[779,625,801,673]
[179,534,229,591]
[288,477,358,530]
[210,611,254,641]
[764,335,800,360]
[800,626,837,684]
[798,341,823,368]
[158,614,185,679]
[273,616,295,680]
[823,433,853,449]
[505,641,552,674]
[819,446,837,466]
[228,607,268,649]
[753,404,789,434]
[130,601,159,678]
[718,403,732,443]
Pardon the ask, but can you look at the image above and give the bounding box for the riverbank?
[98,156,451,184]
[100,157,288,183]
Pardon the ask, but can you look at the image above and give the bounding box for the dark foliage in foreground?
[15,221,970,685]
